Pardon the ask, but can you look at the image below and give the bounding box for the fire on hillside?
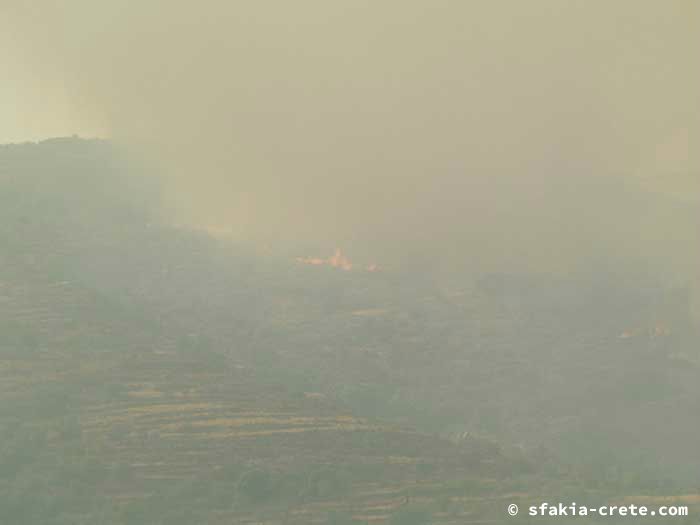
[296,249,379,272]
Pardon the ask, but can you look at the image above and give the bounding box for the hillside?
[1,139,699,524]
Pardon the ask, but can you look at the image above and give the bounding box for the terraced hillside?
[0,256,526,524]
[1,139,699,524]
[0,139,525,523]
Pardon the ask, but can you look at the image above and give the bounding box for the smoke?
[2,1,698,283]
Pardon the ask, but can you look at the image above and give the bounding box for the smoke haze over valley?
[3,1,698,276]
[0,2,699,524]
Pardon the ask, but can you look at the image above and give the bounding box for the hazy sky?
[2,1,698,281]
[0,29,105,143]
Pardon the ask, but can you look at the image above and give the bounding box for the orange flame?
[618,322,671,340]
[296,248,379,272]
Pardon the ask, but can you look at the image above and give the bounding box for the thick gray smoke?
[2,1,698,289]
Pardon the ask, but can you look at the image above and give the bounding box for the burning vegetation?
[296,248,379,272]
